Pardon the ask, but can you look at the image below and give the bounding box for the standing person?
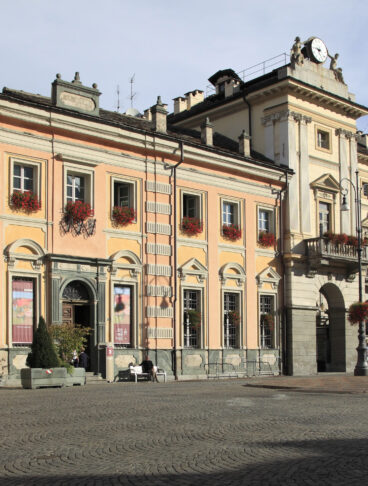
[78,348,89,370]
[140,355,158,382]
[71,349,79,368]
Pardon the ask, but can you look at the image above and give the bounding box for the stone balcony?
[305,237,368,278]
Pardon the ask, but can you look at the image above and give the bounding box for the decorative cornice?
[262,110,312,126]
[335,128,353,138]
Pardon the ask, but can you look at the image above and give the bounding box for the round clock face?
[310,38,328,63]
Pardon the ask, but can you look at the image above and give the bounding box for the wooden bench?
[129,365,167,383]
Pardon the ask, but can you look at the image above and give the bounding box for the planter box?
[21,368,67,389]
[65,368,86,386]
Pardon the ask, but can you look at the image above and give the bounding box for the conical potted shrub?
[21,316,67,389]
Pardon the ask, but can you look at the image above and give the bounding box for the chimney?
[151,96,167,133]
[239,130,251,157]
[173,96,187,115]
[201,117,214,146]
[143,108,152,121]
[185,90,204,110]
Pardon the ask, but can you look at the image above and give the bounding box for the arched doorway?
[317,283,346,372]
[62,280,94,372]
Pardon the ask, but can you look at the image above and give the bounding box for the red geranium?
[261,313,275,331]
[347,235,358,247]
[181,217,203,236]
[348,302,368,324]
[258,231,276,248]
[228,311,240,326]
[222,224,241,241]
[112,206,136,226]
[64,200,94,223]
[10,191,41,212]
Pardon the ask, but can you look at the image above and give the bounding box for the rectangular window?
[260,295,275,349]
[258,209,270,233]
[12,278,35,344]
[223,201,235,226]
[67,174,85,203]
[183,289,201,348]
[114,285,133,346]
[222,200,240,227]
[114,181,134,208]
[64,165,94,208]
[10,158,41,199]
[13,164,34,192]
[183,194,200,219]
[363,183,368,198]
[319,202,331,234]
[317,129,330,150]
[224,292,239,348]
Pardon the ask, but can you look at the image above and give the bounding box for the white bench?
[129,365,167,383]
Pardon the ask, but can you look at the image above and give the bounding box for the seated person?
[140,355,158,382]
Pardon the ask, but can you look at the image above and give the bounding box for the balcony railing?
[305,237,368,262]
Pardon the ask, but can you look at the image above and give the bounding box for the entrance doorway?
[316,283,346,372]
[62,281,94,372]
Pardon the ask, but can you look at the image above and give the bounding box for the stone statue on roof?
[328,52,345,84]
[290,36,305,68]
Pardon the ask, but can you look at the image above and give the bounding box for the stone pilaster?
[300,115,312,234]
[278,110,299,232]
[349,133,358,233]
[336,129,351,234]
[261,115,275,162]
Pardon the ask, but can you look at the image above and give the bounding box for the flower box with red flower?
[348,302,368,324]
[222,224,241,241]
[181,217,203,236]
[112,206,136,226]
[261,313,274,331]
[228,311,240,326]
[347,235,358,247]
[64,201,94,223]
[10,191,41,213]
[186,310,201,328]
[258,231,276,248]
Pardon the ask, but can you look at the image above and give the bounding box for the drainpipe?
[279,171,289,375]
[242,89,252,145]
[171,141,185,380]
[95,258,100,377]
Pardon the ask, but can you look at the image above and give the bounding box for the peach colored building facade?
[0,73,288,382]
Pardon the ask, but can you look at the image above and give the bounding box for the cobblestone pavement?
[1,379,368,485]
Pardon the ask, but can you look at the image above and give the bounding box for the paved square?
[1,380,368,485]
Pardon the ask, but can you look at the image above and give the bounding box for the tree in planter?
[26,316,59,369]
[50,323,91,364]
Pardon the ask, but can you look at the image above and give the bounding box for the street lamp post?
[340,170,368,376]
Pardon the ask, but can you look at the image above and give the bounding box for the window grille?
[260,295,274,349]
[224,292,238,348]
[183,290,200,348]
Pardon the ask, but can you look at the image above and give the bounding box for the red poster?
[12,279,34,344]
[114,286,131,344]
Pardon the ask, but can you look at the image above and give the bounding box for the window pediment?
[178,258,207,283]
[310,174,340,193]
[256,266,281,289]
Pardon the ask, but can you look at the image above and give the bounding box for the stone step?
[85,372,107,384]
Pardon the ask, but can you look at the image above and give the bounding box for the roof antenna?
[116,85,120,112]
[129,74,136,108]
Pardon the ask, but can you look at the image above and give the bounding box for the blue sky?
[2,0,367,130]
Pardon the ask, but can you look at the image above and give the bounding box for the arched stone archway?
[61,279,96,372]
[317,283,346,372]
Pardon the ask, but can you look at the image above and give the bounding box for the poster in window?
[114,286,131,344]
[12,279,34,344]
